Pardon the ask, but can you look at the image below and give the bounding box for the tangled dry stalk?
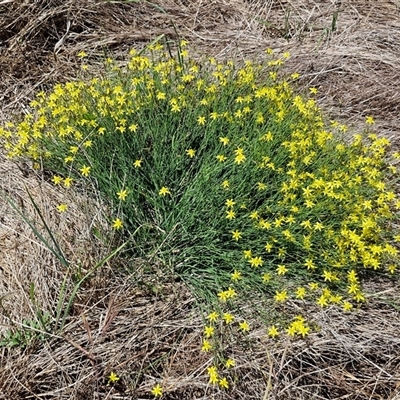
[1,0,400,399]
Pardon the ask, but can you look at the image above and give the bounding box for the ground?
[0,1,400,399]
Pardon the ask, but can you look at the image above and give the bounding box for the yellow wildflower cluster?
[1,42,398,395]
[206,366,229,389]
[286,316,311,338]
[201,308,248,390]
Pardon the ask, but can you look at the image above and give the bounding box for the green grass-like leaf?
[1,40,399,318]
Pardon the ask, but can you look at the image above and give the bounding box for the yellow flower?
[117,189,128,201]
[297,324,310,338]
[231,270,242,281]
[56,204,68,213]
[52,175,63,185]
[353,291,365,302]
[317,295,329,307]
[231,230,242,241]
[216,154,227,162]
[249,256,263,267]
[207,311,219,322]
[186,148,196,158]
[295,287,306,299]
[112,218,123,229]
[274,217,284,228]
[219,136,230,146]
[226,210,235,220]
[151,383,163,397]
[256,112,265,124]
[222,313,234,324]
[159,186,171,196]
[347,282,360,295]
[197,116,206,125]
[268,325,279,338]
[347,270,358,283]
[63,177,73,188]
[219,377,229,389]
[204,325,214,338]
[285,317,309,338]
[201,339,212,352]
[171,103,180,112]
[294,315,305,323]
[225,358,235,368]
[262,272,271,283]
[207,365,218,375]
[291,205,299,213]
[330,294,343,304]
[129,123,138,133]
[322,270,337,282]
[108,371,119,384]
[343,301,353,311]
[133,159,142,168]
[183,74,195,84]
[217,288,236,302]
[394,234,400,243]
[226,287,237,299]
[210,111,219,120]
[276,264,287,275]
[309,87,318,95]
[116,125,126,133]
[314,222,324,231]
[365,115,375,125]
[222,180,229,189]
[234,152,246,164]
[274,290,288,302]
[207,366,219,384]
[225,198,235,208]
[217,291,229,302]
[388,264,396,274]
[362,200,372,210]
[79,165,91,177]
[304,258,316,270]
[249,211,259,220]
[278,248,286,258]
[243,250,252,259]
[300,220,312,229]
[239,321,250,332]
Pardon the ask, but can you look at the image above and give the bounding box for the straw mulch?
[1,0,400,399]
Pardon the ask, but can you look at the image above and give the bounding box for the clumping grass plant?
[1,40,399,392]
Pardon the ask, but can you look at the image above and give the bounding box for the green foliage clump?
[0,312,51,348]
[1,40,399,389]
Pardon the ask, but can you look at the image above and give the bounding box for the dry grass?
[1,0,400,399]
